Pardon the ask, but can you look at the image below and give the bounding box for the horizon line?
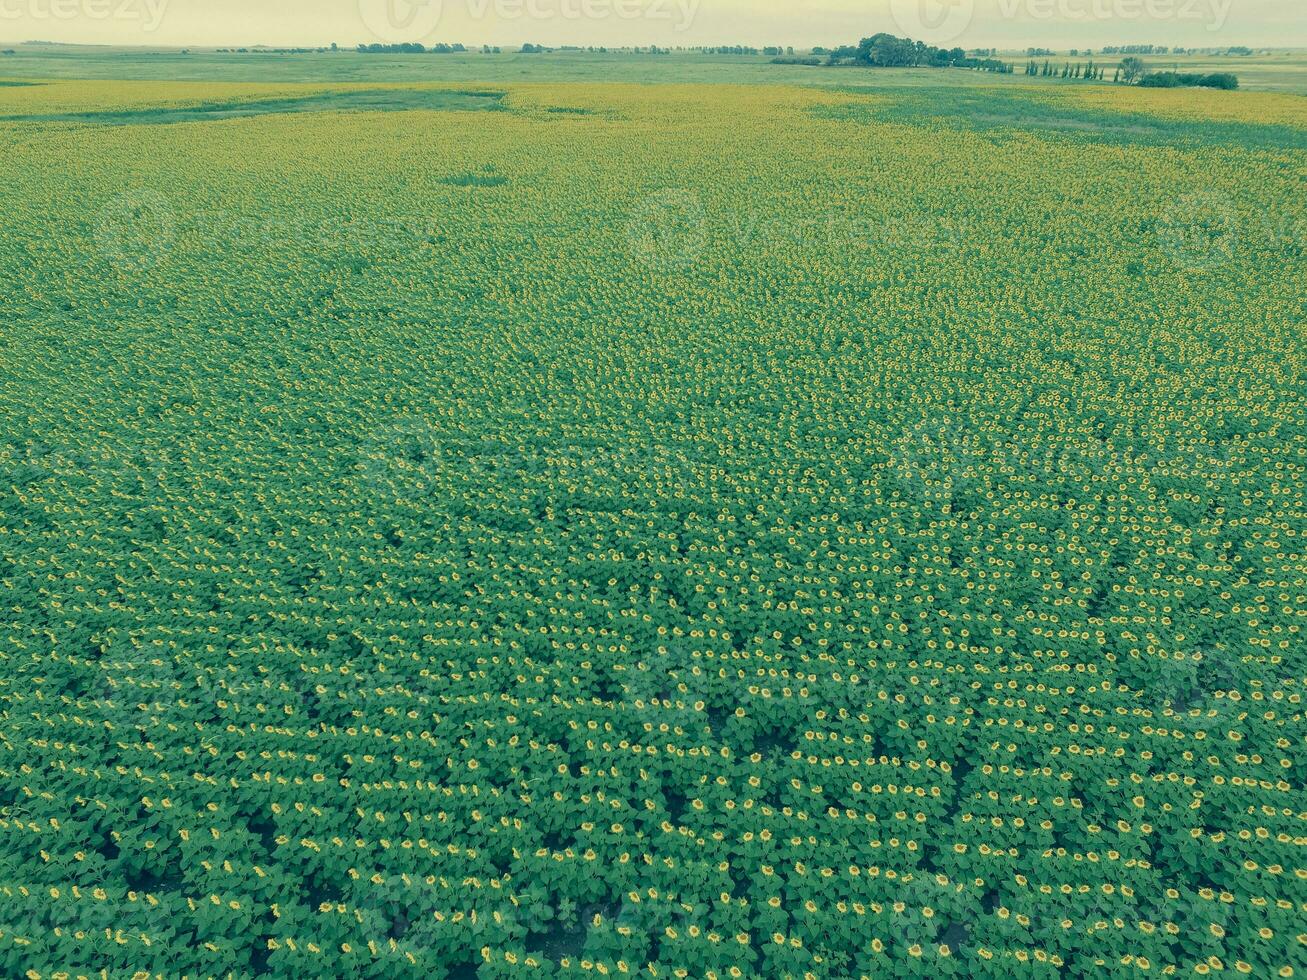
[4,39,1303,51]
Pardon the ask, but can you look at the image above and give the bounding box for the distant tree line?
[217,47,333,54]
[1140,71,1239,89]
[1103,44,1252,56]
[357,42,467,54]
[1103,45,1171,55]
[1026,59,1108,80]
[1019,53,1237,89]
[1117,56,1237,88]
[694,44,794,58]
[517,45,688,55]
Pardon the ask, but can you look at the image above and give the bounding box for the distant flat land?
[2,46,1302,92]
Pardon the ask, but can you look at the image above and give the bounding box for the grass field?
[4,45,1307,92]
[0,52,1304,980]
[1121,51,1307,93]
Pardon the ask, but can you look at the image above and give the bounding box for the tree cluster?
[355,43,467,54]
[814,34,1013,72]
[1140,71,1239,90]
[1026,60,1108,80]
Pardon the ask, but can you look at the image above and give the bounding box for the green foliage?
[1139,71,1240,90]
[0,75,1302,979]
[853,33,1012,73]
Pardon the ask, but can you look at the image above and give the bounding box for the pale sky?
[0,0,1300,50]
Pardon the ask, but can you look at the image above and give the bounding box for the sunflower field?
[0,76,1303,979]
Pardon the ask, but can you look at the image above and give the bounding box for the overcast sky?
[0,0,1300,50]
